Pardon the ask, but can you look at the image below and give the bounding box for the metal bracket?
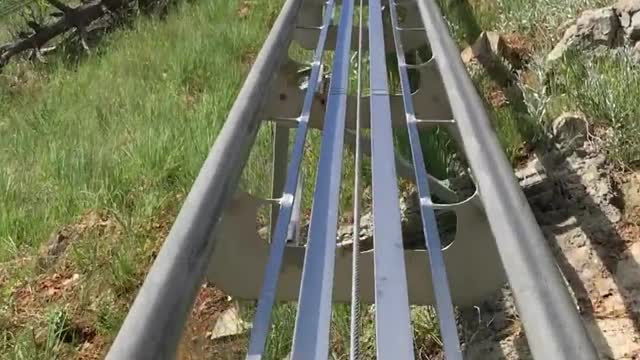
[206,192,505,306]
[264,58,453,129]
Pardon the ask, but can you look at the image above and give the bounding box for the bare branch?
[0,0,128,69]
[76,25,90,53]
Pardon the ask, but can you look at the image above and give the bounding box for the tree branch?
[0,0,128,69]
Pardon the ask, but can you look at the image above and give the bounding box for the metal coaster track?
[106,0,600,359]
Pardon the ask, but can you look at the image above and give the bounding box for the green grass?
[2,0,640,358]
[0,0,283,261]
[548,49,640,165]
[0,0,285,357]
[441,0,608,47]
[437,0,640,169]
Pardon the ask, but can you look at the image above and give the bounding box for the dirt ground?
[464,141,640,359]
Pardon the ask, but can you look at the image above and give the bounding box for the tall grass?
[4,0,636,357]
[0,0,283,356]
[549,50,640,165]
[440,0,609,47]
[0,0,281,260]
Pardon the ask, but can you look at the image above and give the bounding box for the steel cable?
[348,0,365,358]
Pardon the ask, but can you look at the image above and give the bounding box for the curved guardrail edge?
[416,0,599,359]
[105,0,305,358]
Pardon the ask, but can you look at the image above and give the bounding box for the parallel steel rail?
[107,0,600,359]
[106,0,304,357]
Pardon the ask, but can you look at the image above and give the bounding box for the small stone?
[620,10,632,28]
[548,25,578,62]
[552,112,589,147]
[208,306,250,340]
[616,243,640,290]
[461,31,524,70]
[461,31,505,65]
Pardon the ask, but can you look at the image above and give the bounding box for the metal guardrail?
[105,0,304,357]
[416,0,598,358]
[106,0,601,359]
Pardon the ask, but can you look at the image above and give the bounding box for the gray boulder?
[615,0,640,15]
[548,7,621,62]
[629,11,640,40]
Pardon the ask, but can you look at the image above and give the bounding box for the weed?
[549,50,640,165]
[0,0,284,357]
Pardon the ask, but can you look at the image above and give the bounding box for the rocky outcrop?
[461,31,524,69]
[548,0,640,62]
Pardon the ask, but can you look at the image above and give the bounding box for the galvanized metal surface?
[368,0,415,358]
[246,0,335,357]
[265,57,453,129]
[388,0,461,358]
[415,0,599,359]
[206,193,505,306]
[107,0,600,358]
[105,0,304,358]
[290,0,354,356]
[349,0,365,356]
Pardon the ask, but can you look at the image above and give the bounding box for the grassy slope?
[2,0,640,358]
[0,0,282,357]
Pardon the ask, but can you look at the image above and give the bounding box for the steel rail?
[368,0,415,358]
[388,1,461,358]
[246,0,336,358]
[415,0,599,358]
[290,0,355,357]
[105,0,305,358]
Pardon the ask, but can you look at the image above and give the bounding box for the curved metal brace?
[206,192,505,306]
[265,58,453,129]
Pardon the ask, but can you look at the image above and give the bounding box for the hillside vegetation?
[1,0,639,358]
[0,0,281,357]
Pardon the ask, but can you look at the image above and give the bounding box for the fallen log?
[0,0,128,69]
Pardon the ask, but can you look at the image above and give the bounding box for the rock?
[621,171,640,214]
[633,41,640,61]
[547,26,577,62]
[548,2,640,62]
[616,243,640,291]
[207,306,250,340]
[461,31,504,65]
[620,10,632,28]
[615,0,640,15]
[515,155,556,210]
[548,8,621,62]
[629,11,640,40]
[578,8,621,45]
[552,112,589,148]
[615,0,640,42]
[461,31,523,70]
